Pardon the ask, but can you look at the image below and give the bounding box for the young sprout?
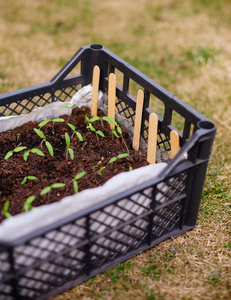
[109,153,129,163]
[67,123,83,141]
[21,176,37,185]
[101,116,122,138]
[40,183,66,195]
[129,166,133,171]
[33,128,54,157]
[4,146,27,160]
[23,148,45,161]
[85,114,105,143]
[65,132,74,160]
[94,161,105,176]
[72,171,86,193]
[23,196,36,212]
[59,104,76,116]
[39,118,65,134]
[1,200,11,218]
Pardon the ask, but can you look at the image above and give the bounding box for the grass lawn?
[0,0,230,299]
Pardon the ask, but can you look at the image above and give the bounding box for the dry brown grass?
[0,0,230,299]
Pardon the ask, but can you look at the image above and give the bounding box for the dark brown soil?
[0,107,148,222]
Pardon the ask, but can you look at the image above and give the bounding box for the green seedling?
[1,200,11,218]
[129,166,133,171]
[23,196,36,212]
[23,148,45,161]
[85,114,105,143]
[59,104,76,116]
[21,176,37,185]
[109,153,129,163]
[65,132,74,160]
[94,161,105,176]
[4,146,27,160]
[72,171,86,193]
[33,128,54,157]
[86,115,122,137]
[40,183,66,196]
[39,118,65,134]
[67,123,83,141]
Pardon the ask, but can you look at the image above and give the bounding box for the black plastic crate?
[0,44,216,299]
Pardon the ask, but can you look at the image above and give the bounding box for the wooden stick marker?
[108,73,116,129]
[133,89,144,151]
[147,113,158,164]
[91,65,100,117]
[170,130,180,158]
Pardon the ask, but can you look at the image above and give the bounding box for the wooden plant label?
[133,89,144,151]
[91,65,100,117]
[147,113,158,164]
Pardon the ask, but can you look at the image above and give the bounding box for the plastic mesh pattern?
[0,85,79,117]
[0,250,14,300]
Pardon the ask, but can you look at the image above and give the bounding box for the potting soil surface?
[0,107,148,222]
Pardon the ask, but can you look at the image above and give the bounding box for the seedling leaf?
[4,200,9,211]
[68,123,75,131]
[117,153,129,159]
[112,129,119,138]
[52,118,65,123]
[109,157,117,163]
[24,196,36,212]
[40,186,52,195]
[23,151,30,161]
[51,183,66,188]
[102,116,117,125]
[4,151,13,160]
[74,171,86,181]
[68,148,74,160]
[73,180,78,193]
[27,176,37,180]
[117,126,122,134]
[85,114,90,122]
[34,128,45,139]
[89,116,100,122]
[30,148,45,156]
[45,141,54,156]
[76,132,83,141]
[14,146,27,152]
[65,132,71,148]
[1,201,11,218]
[21,177,27,185]
[39,120,50,127]
[96,130,105,137]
